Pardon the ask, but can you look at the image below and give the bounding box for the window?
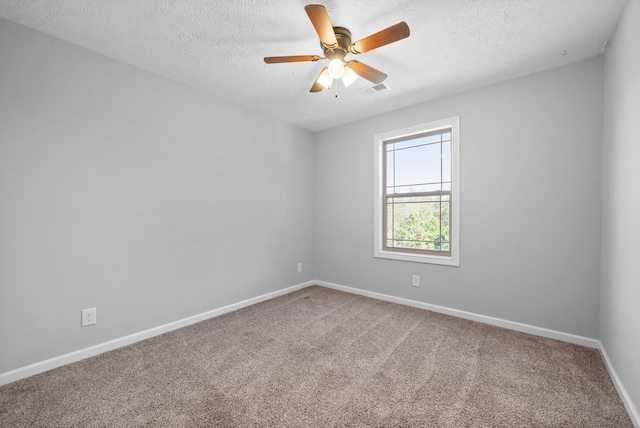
[374,117,460,266]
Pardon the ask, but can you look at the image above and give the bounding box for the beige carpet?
[0,285,633,427]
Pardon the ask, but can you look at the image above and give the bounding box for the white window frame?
[373,116,460,266]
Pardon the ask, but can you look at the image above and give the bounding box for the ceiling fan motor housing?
[322,27,352,61]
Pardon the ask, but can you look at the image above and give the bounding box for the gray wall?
[314,57,604,339]
[601,0,640,413]
[0,18,315,373]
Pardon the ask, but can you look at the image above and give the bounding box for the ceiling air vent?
[358,82,391,96]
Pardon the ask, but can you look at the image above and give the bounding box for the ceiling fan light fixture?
[327,58,345,79]
[264,5,410,94]
[341,66,358,87]
[316,68,332,88]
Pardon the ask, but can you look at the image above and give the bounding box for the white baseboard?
[0,280,315,386]
[315,280,600,348]
[598,345,640,428]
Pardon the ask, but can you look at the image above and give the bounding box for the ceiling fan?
[264,4,410,93]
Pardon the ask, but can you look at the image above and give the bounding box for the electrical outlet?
[297,262,303,273]
[412,275,420,287]
[81,308,96,327]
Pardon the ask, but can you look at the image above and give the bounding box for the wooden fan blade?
[349,22,410,55]
[347,61,387,84]
[310,81,324,92]
[310,67,328,92]
[305,4,338,47]
[264,55,321,64]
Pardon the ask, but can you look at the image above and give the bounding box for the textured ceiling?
[0,0,628,132]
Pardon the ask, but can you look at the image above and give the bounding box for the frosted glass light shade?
[316,68,332,88]
[327,58,344,79]
[341,66,358,87]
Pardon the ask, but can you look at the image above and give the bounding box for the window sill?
[374,249,459,266]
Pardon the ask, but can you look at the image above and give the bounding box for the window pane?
[442,140,451,183]
[442,201,450,232]
[386,194,448,203]
[394,144,442,188]
[386,150,394,189]
[386,202,393,241]
[386,196,450,251]
[391,183,445,194]
[393,133,442,150]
